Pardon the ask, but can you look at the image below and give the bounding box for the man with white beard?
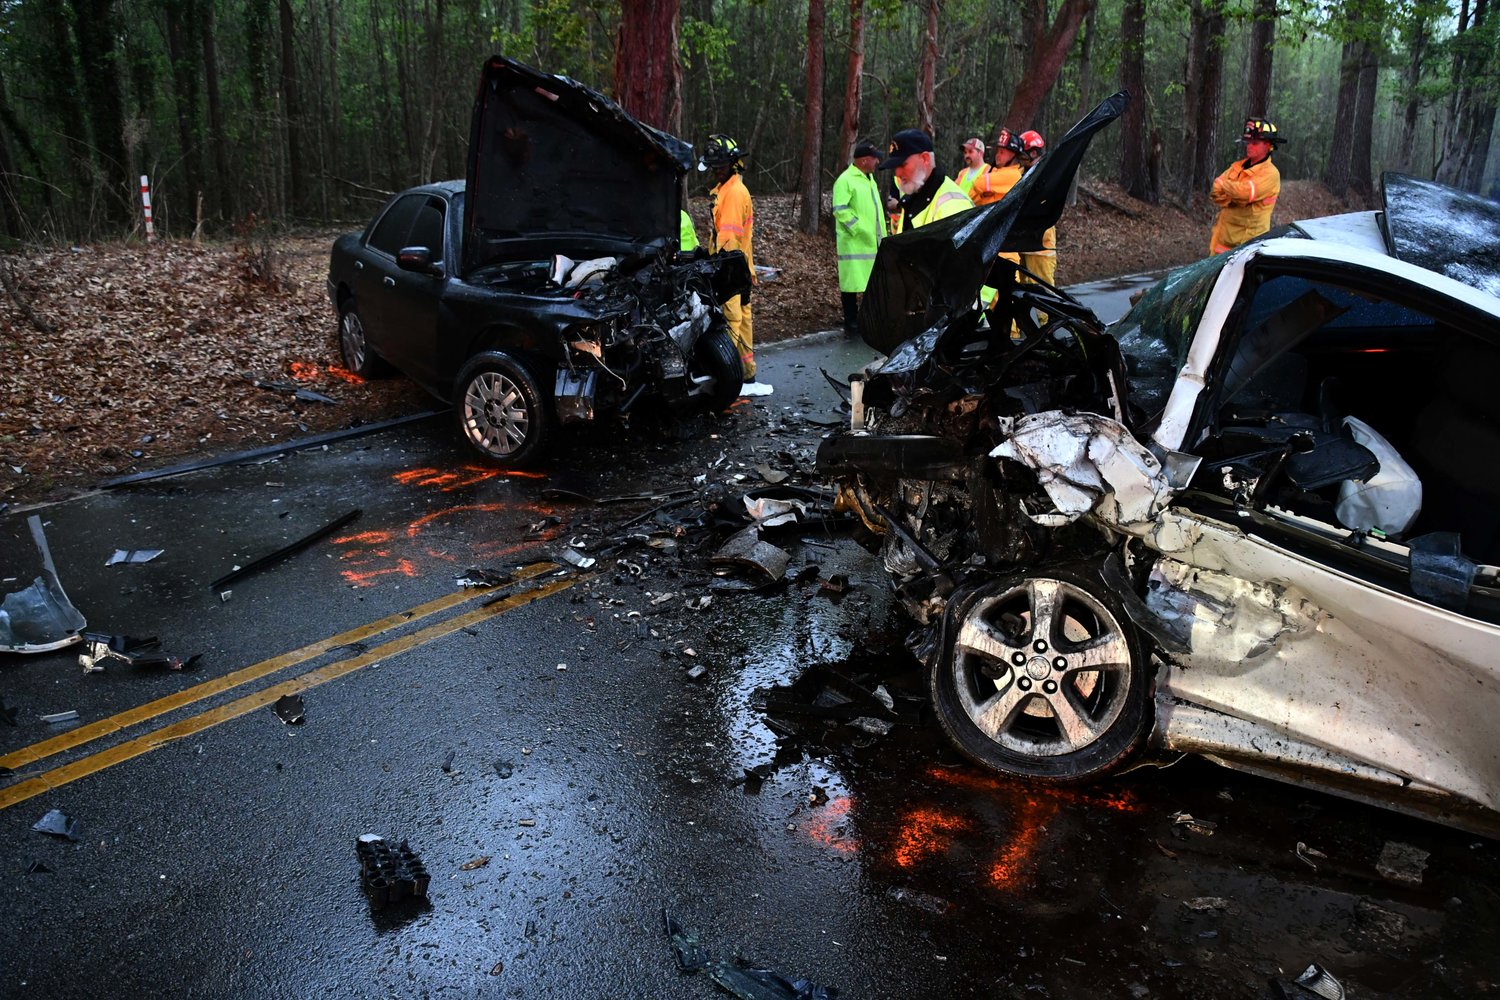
[878,129,974,230]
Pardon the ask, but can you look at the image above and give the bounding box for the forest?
[0,0,1495,242]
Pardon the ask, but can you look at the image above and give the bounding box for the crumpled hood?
[464,56,694,274]
[860,91,1130,354]
[1380,172,1500,298]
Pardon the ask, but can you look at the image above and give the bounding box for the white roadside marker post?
[140,175,154,241]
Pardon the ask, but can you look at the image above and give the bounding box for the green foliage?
[681,16,735,81]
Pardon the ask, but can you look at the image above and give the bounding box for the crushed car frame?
[819,94,1500,838]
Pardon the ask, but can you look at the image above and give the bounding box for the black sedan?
[327,56,749,465]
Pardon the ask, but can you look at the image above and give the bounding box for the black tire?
[453,353,552,466]
[692,325,743,413]
[930,565,1150,782]
[337,298,391,377]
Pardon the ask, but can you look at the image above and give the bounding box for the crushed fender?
[1,515,87,654]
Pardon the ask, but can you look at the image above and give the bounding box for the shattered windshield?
[1108,253,1233,417]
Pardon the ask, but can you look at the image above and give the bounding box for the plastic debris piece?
[1183,897,1229,912]
[0,695,18,727]
[41,710,79,725]
[493,759,514,779]
[0,516,87,654]
[1270,964,1346,1000]
[457,568,512,589]
[273,694,306,726]
[686,664,708,681]
[106,549,164,566]
[847,716,893,735]
[710,526,789,585]
[27,861,53,874]
[441,750,456,773]
[78,633,198,674]
[664,910,837,999]
[460,855,491,871]
[755,464,790,485]
[1295,841,1328,870]
[210,508,362,591]
[1375,841,1430,886]
[740,763,773,794]
[355,833,429,908]
[559,548,596,569]
[1170,811,1217,835]
[32,809,80,841]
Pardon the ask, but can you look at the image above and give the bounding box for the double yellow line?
[0,563,586,810]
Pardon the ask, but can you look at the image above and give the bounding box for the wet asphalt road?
[2,278,1498,999]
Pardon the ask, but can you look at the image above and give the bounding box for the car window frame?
[365,193,427,260]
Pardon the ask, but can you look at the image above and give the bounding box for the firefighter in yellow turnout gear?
[701,134,769,394]
[832,141,887,336]
[1209,118,1282,254]
[880,129,974,230]
[1016,130,1057,289]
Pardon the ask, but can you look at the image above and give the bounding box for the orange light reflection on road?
[892,807,976,867]
[335,530,395,546]
[406,502,558,539]
[805,795,858,854]
[988,795,1055,889]
[341,558,420,588]
[924,764,1140,813]
[393,466,506,491]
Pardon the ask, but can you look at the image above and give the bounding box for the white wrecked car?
[818,103,1500,838]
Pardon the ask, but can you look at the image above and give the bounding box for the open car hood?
[463,56,694,274]
[1380,172,1500,298]
[859,91,1130,354]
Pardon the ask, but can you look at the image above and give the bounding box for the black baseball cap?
[852,141,880,160]
[878,129,933,170]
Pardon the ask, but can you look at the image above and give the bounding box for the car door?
[356,193,425,357]
[1149,255,1500,817]
[373,193,450,390]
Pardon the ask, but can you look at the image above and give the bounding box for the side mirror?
[397,246,443,277]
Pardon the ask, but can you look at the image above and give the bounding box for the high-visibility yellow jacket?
[971,164,1023,207]
[711,172,754,275]
[679,210,698,251]
[831,163,887,293]
[908,176,974,229]
[1209,155,1280,254]
[954,164,990,197]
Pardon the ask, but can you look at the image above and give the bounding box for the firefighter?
[954,137,990,197]
[1209,118,1282,254]
[831,141,887,336]
[1016,129,1057,290]
[679,210,698,252]
[700,134,770,394]
[879,129,974,229]
[970,128,1025,208]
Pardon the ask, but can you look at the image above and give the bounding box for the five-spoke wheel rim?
[461,370,531,457]
[339,309,367,372]
[950,578,1133,758]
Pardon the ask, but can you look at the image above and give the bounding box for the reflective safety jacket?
[1209,155,1280,254]
[711,172,755,276]
[831,164,887,293]
[954,164,990,197]
[679,210,698,251]
[971,164,1023,208]
[906,175,974,229]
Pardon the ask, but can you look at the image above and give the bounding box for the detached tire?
[454,352,552,466]
[693,325,743,413]
[931,565,1150,783]
[337,298,391,377]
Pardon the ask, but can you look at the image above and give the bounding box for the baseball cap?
[878,129,934,170]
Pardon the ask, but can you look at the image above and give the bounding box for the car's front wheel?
[454,353,552,466]
[337,298,390,377]
[691,325,743,413]
[931,566,1150,782]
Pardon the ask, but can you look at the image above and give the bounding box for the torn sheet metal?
[106,549,163,566]
[0,516,87,654]
[990,411,1192,529]
[744,496,806,527]
[1146,559,1326,662]
[710,526,790,585]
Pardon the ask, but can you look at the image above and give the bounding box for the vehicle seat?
[1410,336,1500,560]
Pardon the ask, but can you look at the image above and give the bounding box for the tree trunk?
[1118,0,1155,203]
[1183,0,1225,200]
[1074,4,1096,123]
[1437,0,1494,190]
[1350,41,1379,201]
[1002,0,1093,129]
[68,0,131,226]
[1247,0,1276,117]
[917,0,938,136]
[838,0,865,166]
[615,0,683,133]
[201,0,232,221]
[165,0,205,229]
[1399,13,1428,169]
[40,2,90,228]
[798,0,826,234]
[280,0,305,215]
[1325,37,1362,198]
